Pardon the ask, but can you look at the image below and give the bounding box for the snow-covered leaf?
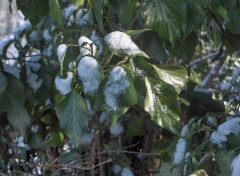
[56,91,90,145]
[55,72,73,95]
[104,31,149,58]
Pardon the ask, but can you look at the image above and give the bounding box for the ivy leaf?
[144,78,180,134]
[92,0,105,35]
[144,0,186,44]
[182,0,204,37]
[69,0,84,7]
[215,151,236,176]
[49,0,63,26]
[0,71,7,95]
[153,65,188,93]
[56,91,90,146]
[28,133,44,149]
[0,72,25,112]
[126,116,144,138]
[7,107,31,138]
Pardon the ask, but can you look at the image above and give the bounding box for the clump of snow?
[75,9,83,26]
[57,44,68,63]
[79,11,92,26]
[55,72,73,95]
[77,56,101,94]
[6,43,19,58]
[79,133,93,145]
[43,29,52,42]
[78,36,97,57]
[90,31,103,56]
[63,4,78,19]
[104,31,148,58]
[173,138,187,165]
[112,164,122,174]
[181,124,189,138]
[104,66,130,110]
[3,62,20,79]
[25,49,41,62]
[25,62,43,92]
[121,168,133,176]
[220,82,231,91]
[231,154,240,176]
[110,121,124,136]
[99,111,108,123]
[29,31,39,43]
[43,44,54,57]
[211,117,240,146]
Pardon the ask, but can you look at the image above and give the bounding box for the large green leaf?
[153,65,188,93]
[0,71,7,95]
[56,91,90,145]
[126,115,144,138]
[0,73,25,112]
[92,0,105,35]
[49,0,63,26]
[17,0,49,26]
[182,0,204,37]
[144,0,186,44]
[215,151,236,176]
[7,107,31,138]
[144,78,180,134]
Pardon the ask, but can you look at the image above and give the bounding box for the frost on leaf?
[63,4,78,19]
[104,66,130,110]
[110,121,124,136]
[55,72,73,95]
[231,154,240,176]
[78,36,97,57]
[104,31,149,58]
[77,56,101,95]
[57,44,68,64]
[173,138,187,165]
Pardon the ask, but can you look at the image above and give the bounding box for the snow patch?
[78,36,97,57]
[90,31,103,56]
[181,124,189,138]
[231,154,240,176]
[110,121,124,136]
[104,66,130,110]
[112,164,122,174]
[57,44,68,63]
[77,56,101,94]
[25,49,41,62]
[55,72,73,95]
[79,133,93,145]
[104,31,147,58]
[63,4,78,19]
[173,138,187,165]
[121,168,134,176]
[43,29,52,42]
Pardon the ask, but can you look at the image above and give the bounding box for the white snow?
[90,30,103,56]
[25,62,43,92]
[6,43,19,58]
[220,82,231,91]
[75,9,83,26]
[99,111,108,123]
[173,138,187,165]
[181,124,189,138]
[104,31,148,58]
[57,44,68,63]
[3,62,20,79]
[79,11,91,26]
[79,133,93,145]
[104,66,130,110]
[63,4,78,19]
[78,36,97,57]
[112,164,122,174]
[77,56,101,94]
[55,72,73,95]
[43,29,52,42]
[110,121,124,136]
[231,154,240,176]
[211,117,240,146]
[121,168,134,176]
[25,49,41,62]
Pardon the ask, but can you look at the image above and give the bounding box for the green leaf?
[144,0,186,44]
[126,116,144,138]
[49,0,63,26]
[182,0,204,37]
[227,134,240,150]
[224,1,240,34]
[127,29,151,39]
[7,107,31,138]
[44,132,63,148]
[17,0,49,26]
[144,78,180,134]
[92,0,105,35]
[0,72,25,112]
[58,151,81,164]
[56,91,90,145]
[153,65,188,93]
[0,71,7,95]
[28,133,44,149]
[215,151,236,176]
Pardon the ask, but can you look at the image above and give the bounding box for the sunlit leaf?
[56,91,90,145]
[144,0,186,44]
